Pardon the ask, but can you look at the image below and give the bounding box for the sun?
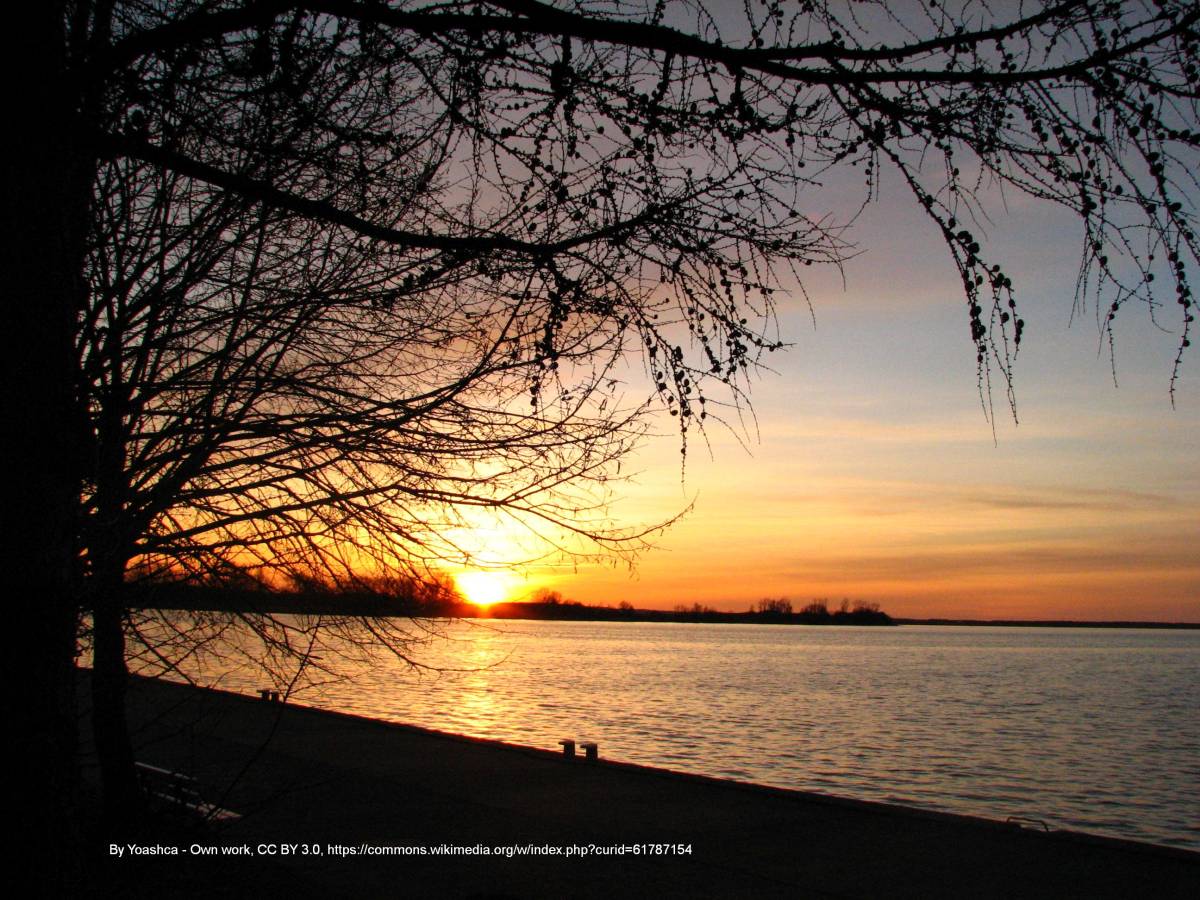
[454,571,511,607]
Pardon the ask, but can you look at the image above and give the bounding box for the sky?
[484,167,1200,622]
[428,3,1200,624]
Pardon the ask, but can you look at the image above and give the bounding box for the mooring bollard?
[258,688,272,701]
[559,739,576,758]
[580,741,598,762]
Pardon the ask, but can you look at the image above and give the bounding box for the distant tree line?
[670,597,891,625]
[749,598,891,625]
[134,579,892,625]
[127,569,458,617]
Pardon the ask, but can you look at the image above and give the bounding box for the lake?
[138,619,1200,850]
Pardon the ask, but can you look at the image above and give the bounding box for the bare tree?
[753,597,794,617]
[9,0,1198,861]
[79,144,659,814]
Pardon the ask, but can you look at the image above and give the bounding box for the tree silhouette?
[752,597,794,617]
[9,0,1197,863]
[80,146,663,814]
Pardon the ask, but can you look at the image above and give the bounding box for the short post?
[258,688,272,701]
[270,690,281,702]
[558,739,576,759]
[580,742,598,762]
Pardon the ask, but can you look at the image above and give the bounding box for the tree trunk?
[90,308,143,824]
[3,0,89,887]
[91,572,142,827]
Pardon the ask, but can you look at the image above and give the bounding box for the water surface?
[147,620,1200,850]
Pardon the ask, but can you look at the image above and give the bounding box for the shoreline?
[189,679,1197,858]
[87,672,1199,898]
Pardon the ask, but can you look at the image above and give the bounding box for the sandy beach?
[85,673,1198,899]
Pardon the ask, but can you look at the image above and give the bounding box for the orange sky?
[472,189,1199,622]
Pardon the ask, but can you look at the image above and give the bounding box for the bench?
[558,739,599,762]
[135,761,241,822]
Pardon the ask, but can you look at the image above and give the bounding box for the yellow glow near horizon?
[455,571,513,607]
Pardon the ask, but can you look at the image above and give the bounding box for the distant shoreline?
[893,618,1200,630]
[121,580,1200,628]
[124,583,1198,629]
[126,584,896,625]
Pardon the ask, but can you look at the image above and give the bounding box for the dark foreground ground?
[82,673,1198,899]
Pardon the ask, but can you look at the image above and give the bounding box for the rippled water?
[149,620,1200,850]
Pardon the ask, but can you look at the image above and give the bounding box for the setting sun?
[455,571,512,607]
